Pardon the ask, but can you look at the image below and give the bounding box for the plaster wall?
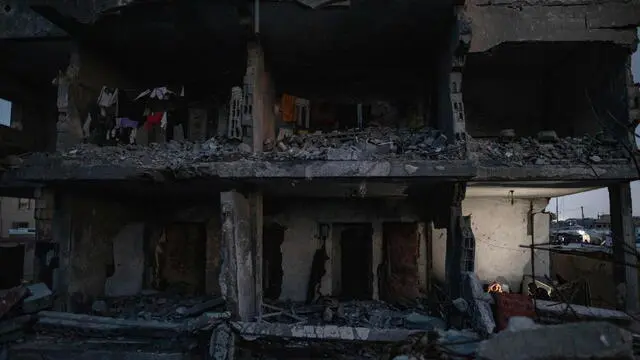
[432,197,550,290]
[266,199,427,302]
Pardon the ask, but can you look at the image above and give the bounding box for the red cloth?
[145,112,163,129]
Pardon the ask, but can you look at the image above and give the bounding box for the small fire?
[488,282,503,293]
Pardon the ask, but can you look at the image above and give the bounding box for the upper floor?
[0,0,638,186]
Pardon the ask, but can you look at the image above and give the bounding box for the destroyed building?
[0,0,640,359]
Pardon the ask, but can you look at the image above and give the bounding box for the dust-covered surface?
[469,136,633,167]
[47,126,464,169]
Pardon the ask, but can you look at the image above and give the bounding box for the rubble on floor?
[469,135,631,166]
[477,321,634,360]
[88,292,225,322]
[264,127,464,161]
[17,127,464,172]
[0,283,51,348]
[260,300,445,331]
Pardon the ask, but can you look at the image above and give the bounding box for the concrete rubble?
[477,322,634,360]
[88,292,225,322]
[11,126,464,173]
[469,135,631,166]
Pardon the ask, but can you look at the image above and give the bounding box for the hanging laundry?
[281,94,296,123]
[145,112,164,129]
[83,113,92,138]
[135,87,174,101]
[97,87,119,108]
[116,118,139,129]
[160,112,167,130]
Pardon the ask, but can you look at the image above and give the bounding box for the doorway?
[380,222,419,305]
[263,223,285,300]
[339,224,373,300]
[0,245,24,289]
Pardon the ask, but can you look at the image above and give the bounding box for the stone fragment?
[534,158,547,165]
[452,298,469,313]
[404,164,418,175]
[462,272,495,336]
[499,129,515,142]
[505,316,538,332]
[237,143,252,153]
[91,300,108,315]
[323,307,333,322]
[477,322,633,360]
[404,312,446,331]
[537,130,558,143]
[437,329,481,356]
[326,148,361,160]
[22,283,52,314]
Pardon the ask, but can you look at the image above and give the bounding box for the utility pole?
[556,198,559,226]
[581,206,585,221]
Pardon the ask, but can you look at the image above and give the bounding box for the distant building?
[593,214,640,237]
[0,197,35,240]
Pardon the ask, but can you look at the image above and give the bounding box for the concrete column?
[608,182,639,312]
[247,42,276,152]
[205,214,222,296]
[51,195,71,311]
[251,193,263,319]
[22,243,36,283]
[445,183,466,302]
[220,190,263,321]
[371,221,383,300]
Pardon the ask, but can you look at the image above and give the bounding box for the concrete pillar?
[445,183,466,301]
[220,190,263,321]
[51,195,72,312]
[246,42,276,152]
[22,243,36,283]
[608,182,639,312]
[371,221,383,300]
[206,214,222,296]
[251,193,263,319]
[437,7,470,143]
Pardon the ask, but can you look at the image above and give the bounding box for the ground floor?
[0,179,638,359]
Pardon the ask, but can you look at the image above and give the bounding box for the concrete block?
[105,223,145,297]
[404,313,446,331]
[477,322,633,360]
[22,283,52,313]
[462,272,495,336]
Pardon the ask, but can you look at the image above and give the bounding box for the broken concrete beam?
[477,322,633,360]
[184,312,231,333]
[38,311,184,334]
[534,300,632,325]
[22,283,52,314]
[175,297,225,318]
[38,310,227,336]
[231,321,425,342]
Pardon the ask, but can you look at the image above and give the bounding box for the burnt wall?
[57,192,222,311]
[464,42,631,139]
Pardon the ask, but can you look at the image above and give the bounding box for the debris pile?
[88,292,225,322]
[470,135,631,166]
[25,127,464,171]
[263,300,444,330]
[0,283,52,347]
[264,127,464,161]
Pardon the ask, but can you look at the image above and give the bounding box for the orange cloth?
[281,94,296,123]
